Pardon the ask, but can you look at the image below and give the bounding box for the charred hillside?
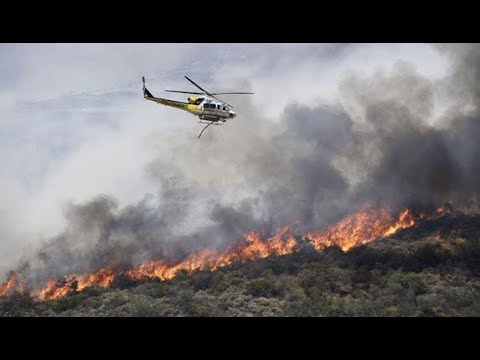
[2,210,480,317]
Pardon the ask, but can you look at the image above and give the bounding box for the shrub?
[190,271,213,291]
[404,244,449,271]
[0,293,34,316]
[133,282,169,298]
[386,272,428,298]
[246,278,276,297]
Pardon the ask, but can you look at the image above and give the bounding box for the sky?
[0,43,450,273]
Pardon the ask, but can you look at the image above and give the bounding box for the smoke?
[344,45,480,211]
[337,61,456,210]
[5,44,480,286]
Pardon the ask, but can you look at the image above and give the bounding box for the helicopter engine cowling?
[188,97,198,104]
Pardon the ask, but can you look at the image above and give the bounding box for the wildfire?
[36,268,115,301]
[127,224,299,281]
[305,206,416,252]
[0,273,17,297]
[0,272,25,298]
[1,205,422,301]
[211,224,299,270]
[126,249,218,282]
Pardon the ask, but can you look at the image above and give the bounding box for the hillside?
[1,211,480,317]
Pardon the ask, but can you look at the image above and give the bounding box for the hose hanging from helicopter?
[198,122,214,138]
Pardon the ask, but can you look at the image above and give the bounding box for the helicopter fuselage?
[145,94,236,123]
[185,97,237,122]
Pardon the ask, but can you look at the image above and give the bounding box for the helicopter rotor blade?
[165,90,205,95]
[205,95,233,108]
[211,95,234,108]
[211,92,254,95]
[184,76,211,95]
[184,76,241,108]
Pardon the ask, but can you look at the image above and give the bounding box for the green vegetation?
[2,214,480,316]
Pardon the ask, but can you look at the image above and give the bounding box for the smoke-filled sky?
[2,43,478,283]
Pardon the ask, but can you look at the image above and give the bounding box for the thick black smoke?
[8,44,480,286]
[345,45,480,211]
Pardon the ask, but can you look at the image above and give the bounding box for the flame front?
[127,224,299,281]
[36,268,115,301]
[305,206,416,252]
[0,205,421,301]
[211,224,299,270]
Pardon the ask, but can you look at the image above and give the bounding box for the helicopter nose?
[229,111,237,118]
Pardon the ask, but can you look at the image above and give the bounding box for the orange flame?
[210,224,299,270]
[1,205,421,301]
[305,206,416,251]
[0,273,18,297]
[36,268,115,301]
[126,224,299,281]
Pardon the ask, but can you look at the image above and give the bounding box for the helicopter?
[142,76,253,138]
